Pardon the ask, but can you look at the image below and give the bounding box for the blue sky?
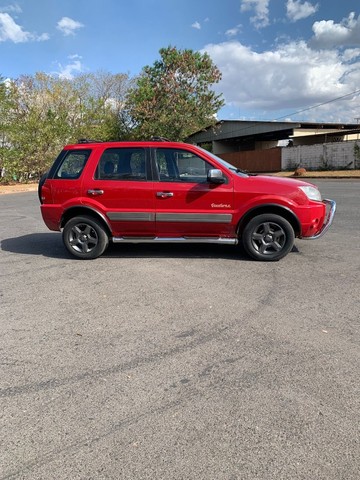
[1,0,360,122]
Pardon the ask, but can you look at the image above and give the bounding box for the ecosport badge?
[211,203,231,208]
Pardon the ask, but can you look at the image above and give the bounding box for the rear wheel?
[62,216,109,259]
[242,214,295,261]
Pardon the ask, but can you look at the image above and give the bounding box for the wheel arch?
[237,204,301,237]
[61,206,112,236]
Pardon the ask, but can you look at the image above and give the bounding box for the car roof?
[64,140,197,150]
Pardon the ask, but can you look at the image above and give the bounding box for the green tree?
[126,46,224,141]
[73,71,134,141]
[0,71,133,181]
[1,74,80,181]
[0,78,8,172]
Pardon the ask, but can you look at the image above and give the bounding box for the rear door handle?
[156,192,174,198]
[87,189,104,196]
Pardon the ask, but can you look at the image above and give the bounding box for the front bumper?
[303,199,336,240]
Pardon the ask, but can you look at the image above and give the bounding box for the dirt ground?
[269,170,360,178]
[1,170,359,195]
[0,183,39,194]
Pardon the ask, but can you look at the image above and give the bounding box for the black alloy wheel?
[242,214,295,261]
[62,216,109,259]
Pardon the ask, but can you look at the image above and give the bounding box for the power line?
[187,87,360,141]
[273,88,360,121]
[205,88,360,139]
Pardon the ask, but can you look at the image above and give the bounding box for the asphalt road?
[0,180,359,480]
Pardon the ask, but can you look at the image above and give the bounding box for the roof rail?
[77,138,103,144]
[150,136,171,142]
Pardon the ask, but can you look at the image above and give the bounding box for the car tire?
[62,216,109,259]
[242,214,295,261]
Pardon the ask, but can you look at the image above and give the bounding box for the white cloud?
[342,48,360,62]
[0,4,22,14]
[203,40,360,121]
[0,12,49,43]
[57,17,84,36]
[191,21,201,30]
[311,12,360,49]
[286,0,319,22]
[0,12,31,42]
[240,0,270,29]
[226,25,241,37]
[37,32,50,42]
[56,55,85,79]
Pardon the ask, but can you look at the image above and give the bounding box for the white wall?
[281,141,358,170]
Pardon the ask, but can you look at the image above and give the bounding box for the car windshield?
[197,148,249,178]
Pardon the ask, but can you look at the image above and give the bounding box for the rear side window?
[95,148,147,181]
[54,150,91,179]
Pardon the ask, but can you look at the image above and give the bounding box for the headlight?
[299,185,322,201]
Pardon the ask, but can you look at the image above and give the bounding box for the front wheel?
[62,216,109,259]
[242,214,295,261]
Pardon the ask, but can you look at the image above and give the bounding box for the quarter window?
[55,150,91,179]
[95,148,147,181]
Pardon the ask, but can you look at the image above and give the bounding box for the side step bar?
[112,236,238,245]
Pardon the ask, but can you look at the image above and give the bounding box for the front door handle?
[156,192,174,198]
[87,189,104,196]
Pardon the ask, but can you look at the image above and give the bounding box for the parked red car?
[39,139,336,261]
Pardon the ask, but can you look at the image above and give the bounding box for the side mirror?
[207,169,225,184]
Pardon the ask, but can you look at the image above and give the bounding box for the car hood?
[252,174,316,188]
[231,173,319,204]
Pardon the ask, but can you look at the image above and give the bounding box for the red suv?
[39,139,336,261]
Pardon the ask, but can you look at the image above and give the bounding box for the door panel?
[153,148,235,237]
[83,147,155,237]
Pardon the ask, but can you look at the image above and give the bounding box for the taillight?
[38,171,49,204]
[40,182,52,204]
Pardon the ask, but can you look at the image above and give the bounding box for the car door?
[83,146,155,237]
[152,146,235,238]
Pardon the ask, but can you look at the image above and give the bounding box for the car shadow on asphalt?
[1,232,256,261]
[1,233,72,259]
[104,242,249,260]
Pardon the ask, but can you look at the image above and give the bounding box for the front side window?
[55,150,91,179]
[154,148,214,183]
[201,148,249,178]
[95,148,147,181]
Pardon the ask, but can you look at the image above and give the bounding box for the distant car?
[39,139,336,261]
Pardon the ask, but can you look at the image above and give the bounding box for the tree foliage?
[0,72,132,181]
[0,46,224,182]
[126,46,224,141]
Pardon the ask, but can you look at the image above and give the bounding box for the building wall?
[281,141,358,170]
[214,140,359,173]
[218,148,281,173]
[292,134,346,146]
[255,140,279,150]
[213,140,236,154]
